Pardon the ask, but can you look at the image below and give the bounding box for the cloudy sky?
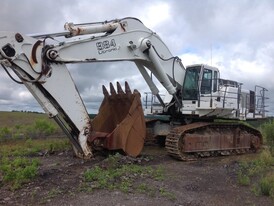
[0,0,273,116]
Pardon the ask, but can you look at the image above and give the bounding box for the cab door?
[182,65,201,100]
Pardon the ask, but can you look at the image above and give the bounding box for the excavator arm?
[0,17,185,158]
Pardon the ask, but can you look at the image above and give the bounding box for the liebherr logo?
[96,39,117,54]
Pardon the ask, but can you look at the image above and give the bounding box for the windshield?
[182,66,201,100]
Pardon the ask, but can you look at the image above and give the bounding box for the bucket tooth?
[125,81,132,94]
[110,82,116,95]
[117,82,125,94]
[102,85,109,97]
[133,89,140,95]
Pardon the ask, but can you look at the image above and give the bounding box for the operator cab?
[181,64,249,119]
[181,64,238,118]
[182,64,219,101]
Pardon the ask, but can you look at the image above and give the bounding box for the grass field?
[0,111,63,141]
[0,111,274,200]
[0,111,51,127]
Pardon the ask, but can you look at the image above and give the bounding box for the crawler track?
[165,122,262,161]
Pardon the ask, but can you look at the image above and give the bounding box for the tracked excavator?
[0,17,268,160]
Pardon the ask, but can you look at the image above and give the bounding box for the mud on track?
[0,146,273,206]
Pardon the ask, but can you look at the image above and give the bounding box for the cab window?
[201,69,212,94]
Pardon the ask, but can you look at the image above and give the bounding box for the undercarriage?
[165,122,262,161]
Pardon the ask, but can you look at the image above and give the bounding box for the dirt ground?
[0,146,273,206]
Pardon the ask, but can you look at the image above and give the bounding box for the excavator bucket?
[89,82,146,157]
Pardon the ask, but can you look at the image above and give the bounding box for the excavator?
[0,17,267,160]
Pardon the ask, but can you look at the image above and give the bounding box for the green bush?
[36,119,56,134]
[259,149,274,166]
[261,120,274,155]
[0,127,12,140]
[238,173,251,186]
[259,173,274,197]
[0,157,40,190]
[27,119,57,137]
[237,147,274,199]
